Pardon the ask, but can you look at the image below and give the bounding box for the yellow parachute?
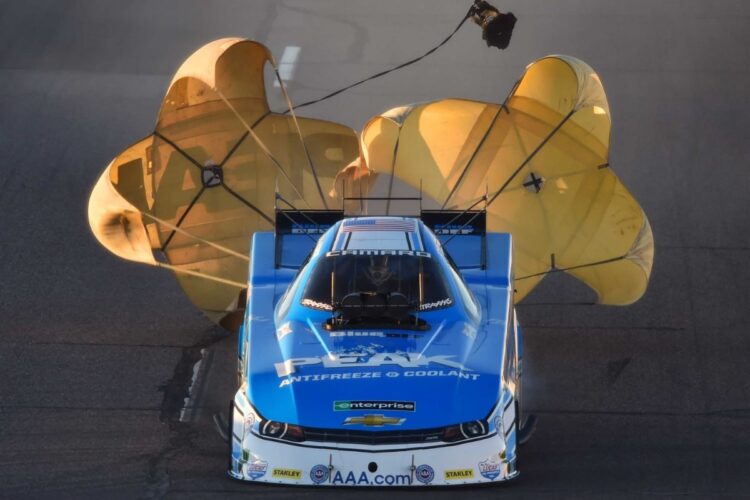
[88,39,359,328]
[88,39,653,330]
[355,55,653,305]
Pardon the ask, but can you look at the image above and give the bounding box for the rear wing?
[421,210,486,269]
[272,206,489,269]
[274,209,343,268]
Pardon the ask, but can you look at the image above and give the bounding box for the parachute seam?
[441,99,510,210]
[515,253,626,281]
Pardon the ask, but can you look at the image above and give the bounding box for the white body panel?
[229,390,519,487]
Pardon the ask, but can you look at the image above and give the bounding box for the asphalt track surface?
[1,1,749,498]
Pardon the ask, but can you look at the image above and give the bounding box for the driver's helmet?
[364,255,393,288]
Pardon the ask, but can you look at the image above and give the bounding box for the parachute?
[355,55,653,305]
[88,39,359,327]
[88,39,653,329]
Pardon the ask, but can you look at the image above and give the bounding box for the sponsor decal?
[478,459,502,480]
[444,469,474,480]
[343,414,405,427]
[245,460,268,480]
[326,250,431,258]
[334,400,416,412]
[276,350,470,376]
[419,298,453,311]
[330,470,411,486]
[291,224,331,234]
[276,322,293,341]
[434,224,476,235]
[330,330,385,338]
[278,369,479,387]
[276,345,478,387]
[415,464,435,484]
[279,371,382,386]
[329,331,421,338]
[310,464,329,484]
[272,468,302,480]
[300,298,333,311]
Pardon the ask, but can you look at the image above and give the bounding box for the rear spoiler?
[274,209,343,268]
[421,210,486,269]
[273,207,488,269]
[420,210,486,236]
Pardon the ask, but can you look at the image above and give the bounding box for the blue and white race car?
[229,213,527,486]
[85,37,653,488]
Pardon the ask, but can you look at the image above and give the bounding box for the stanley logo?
[343,414,405,427]
[444,469,474,480]
[272,468,302,480]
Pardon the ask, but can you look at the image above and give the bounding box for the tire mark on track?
[143,326,228,499]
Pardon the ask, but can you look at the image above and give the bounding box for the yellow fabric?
[89,42,653,325]
[88,154,156,267]
[88,39,358,321]
[357,55,653,305]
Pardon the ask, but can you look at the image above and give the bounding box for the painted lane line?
[274,45,301,87]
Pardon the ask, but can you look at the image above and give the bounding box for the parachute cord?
[162,185,206,250]
[515,254,627,281]
[141,211,249,262]
[274,208,318,244]
[217,90,310,209]
[153,118,275,250]
[440,104,505,210]
[156,262,246,289]
[271,60,329,209]
[385,135,402,216]
[222,183,275,225]
[154,131,203,170]
[487,109,576,207]
[217,111,271,168]
[441,207,486,246]
[275,193,323,234]
[284,4,476,113]
[441,77,521,210]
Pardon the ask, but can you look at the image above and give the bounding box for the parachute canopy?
[88,39,359,324]
[89,40,653,329]
[355,55,653,305]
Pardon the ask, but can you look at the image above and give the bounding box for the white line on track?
[179,348,206,422]
[273,45,301,87]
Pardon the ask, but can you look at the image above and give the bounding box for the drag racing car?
[229,213,524,486]
[88,34,654,487]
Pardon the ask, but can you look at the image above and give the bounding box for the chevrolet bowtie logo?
[343,414,406,427]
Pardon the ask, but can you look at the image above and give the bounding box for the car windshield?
[301,250,453,313]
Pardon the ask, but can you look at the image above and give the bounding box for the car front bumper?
[229,417,518,487]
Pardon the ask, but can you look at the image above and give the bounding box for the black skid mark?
[142,326,229,499]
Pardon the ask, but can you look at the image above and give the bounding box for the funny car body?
[228,214,527,486]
